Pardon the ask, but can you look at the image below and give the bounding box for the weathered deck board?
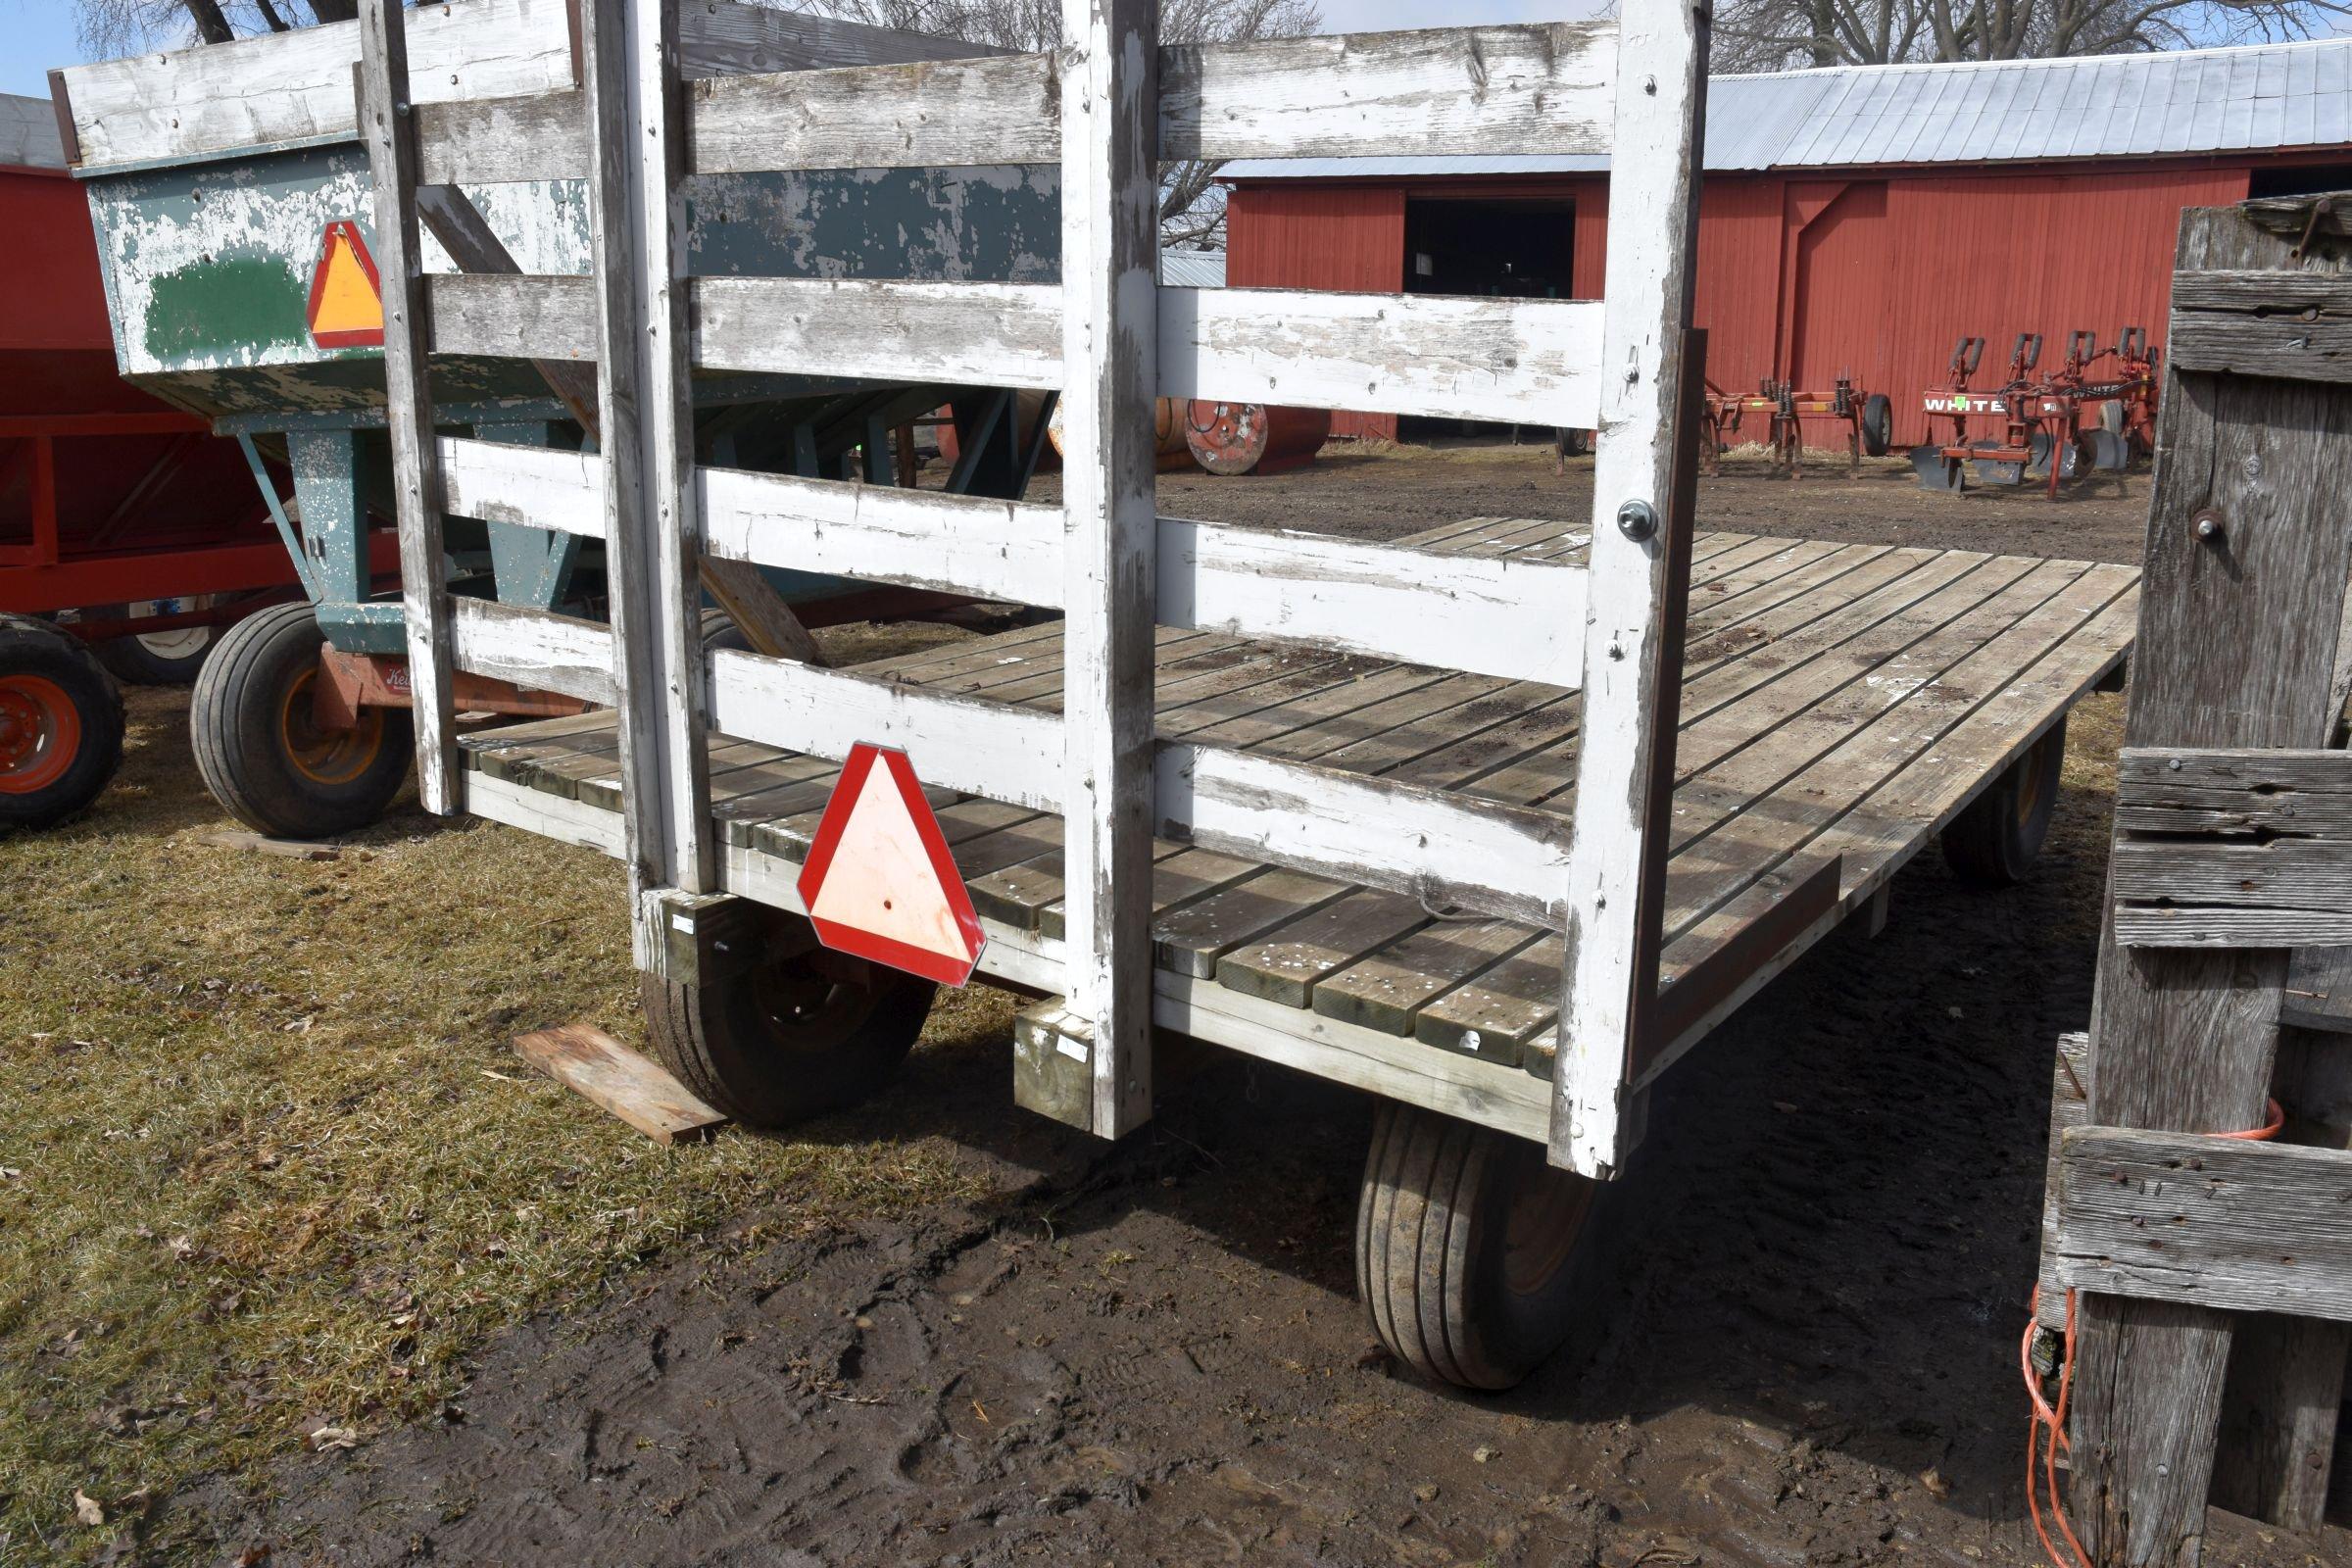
[457,525,2138,1098]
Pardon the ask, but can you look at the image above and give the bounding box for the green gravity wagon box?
[53,0,1057,836]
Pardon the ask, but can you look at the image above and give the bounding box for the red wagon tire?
[190,602,414,840]
[0,614,125,832]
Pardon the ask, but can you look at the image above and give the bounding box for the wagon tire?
[190,601,414,840]
[91,598,221,685]
[641,924,935,1126]
[1859,393,1893,457]
[0,613,124,832]
[700,609,753,654]
[1942,715,2066,888]
[1356,1101,1599,1392]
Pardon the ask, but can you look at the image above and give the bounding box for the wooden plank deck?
[457,522,2139,1122]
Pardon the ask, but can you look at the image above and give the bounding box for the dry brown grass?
[0,680,1011,1565]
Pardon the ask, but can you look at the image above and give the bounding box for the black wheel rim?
[751,959,881,1052]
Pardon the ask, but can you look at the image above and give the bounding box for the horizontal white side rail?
[1161,22,1614,162]
[705,648,1064,810]
[448,598,616,705]
[58,0,571,172]
[428,274,598,361]
[1159,519,1589,687]
[436,277,1603,430]
[1156,745,1572,926]
[436,436,605,538]
[1162,288,1607,428]
[690,278,1064,388]
[416,92,584,186]
[409,21,1618,185]
[686,53,1058,173]
[477,446,1593,684]
[59,0,1004,173]
[699,466,1065,607]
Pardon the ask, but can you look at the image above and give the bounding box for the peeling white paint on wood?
[1161,287,1606,427]
[1162,22,1616,162]
[706,648,1065,811]
[1155,744,1573,925]
[1158,519,1590,687]
[437,436,605,536]
[700,466,1064,606]
[449,597,617,704]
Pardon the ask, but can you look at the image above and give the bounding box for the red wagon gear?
[0,99,360,831]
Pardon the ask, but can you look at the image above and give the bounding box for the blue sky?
[1,0,1596,99]
[2,0,90,97]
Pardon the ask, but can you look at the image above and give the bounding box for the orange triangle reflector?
[307,220,384,349]
[797,743,986,987]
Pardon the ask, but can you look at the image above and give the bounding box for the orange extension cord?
[2021,1098,2284,1568]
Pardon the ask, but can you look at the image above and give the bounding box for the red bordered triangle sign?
[796,743,986,987]
[306,220,384,349]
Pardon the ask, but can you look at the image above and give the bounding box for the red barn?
[1218,38,2352,446]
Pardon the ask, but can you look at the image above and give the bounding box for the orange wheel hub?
[0,674,81,794]
[278,666,384,787]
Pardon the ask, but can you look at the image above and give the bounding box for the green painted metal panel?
[81,143,1059,419]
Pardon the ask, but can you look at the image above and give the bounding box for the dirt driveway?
[34,444,2344,1566]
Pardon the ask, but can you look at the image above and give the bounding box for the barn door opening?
[1401,196,1577,443]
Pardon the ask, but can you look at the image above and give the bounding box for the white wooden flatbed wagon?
[230,0,2136,1388]
[463,524,2137,1131]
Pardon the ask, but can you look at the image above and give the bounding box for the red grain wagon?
[0,94,341,831]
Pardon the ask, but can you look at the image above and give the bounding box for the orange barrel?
[933,390,1060,472]
[1048,397,1197,470]
[1183,402,1332,475]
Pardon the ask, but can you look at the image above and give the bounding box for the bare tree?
[786,0,1321,249]
[77,0,357,54]
[1712,0,2348,70]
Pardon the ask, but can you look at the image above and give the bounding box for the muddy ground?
[170,445,2331,1566]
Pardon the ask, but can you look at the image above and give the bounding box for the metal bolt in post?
[1617,499,1659,543]
[2194,508,2226,544]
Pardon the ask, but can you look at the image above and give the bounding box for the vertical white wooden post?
[1555,0,1707,1177]
[583,0,716,967]
[355,0,457,816]
[1055,0,1160,1136]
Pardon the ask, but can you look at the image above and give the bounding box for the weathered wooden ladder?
[2036,192,2352,1565]
[354,0,1708,1175]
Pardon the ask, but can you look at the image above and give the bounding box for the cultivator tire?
[190,601,414,840]
[1860,393,1893,457]
[1942,715,2066,888]
[2086,427,2130,472]
[1909,443,1962,493]
[1356,1101,1598,1392]
[0,613,124,832]
[641,921,935,1125]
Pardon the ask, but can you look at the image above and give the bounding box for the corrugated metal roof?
[0,93,65,171]
[1219,36,2352,181]
[1158,248,1227,287]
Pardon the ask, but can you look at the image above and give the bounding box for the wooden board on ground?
[192,828,343,861]
[514,1023,729,1145]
